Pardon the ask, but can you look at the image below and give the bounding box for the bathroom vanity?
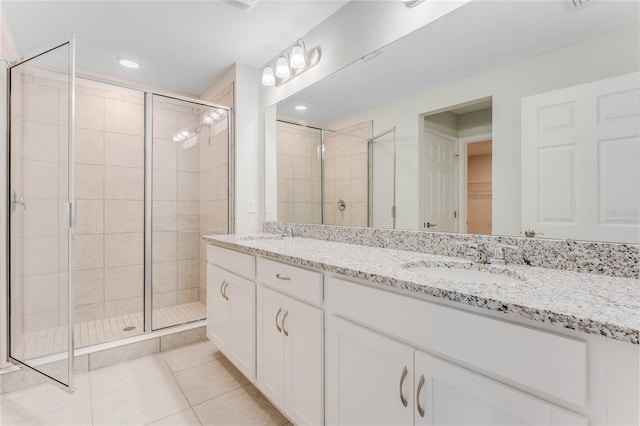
[203,234,639,426]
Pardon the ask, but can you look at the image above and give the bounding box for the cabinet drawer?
[327,276,587,408]
[207,245,255,280]
[257,258,323,305]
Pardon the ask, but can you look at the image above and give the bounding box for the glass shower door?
[8,39,76,392]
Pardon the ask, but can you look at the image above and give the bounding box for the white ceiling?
[2,0,349,95]
[278,0,640,124]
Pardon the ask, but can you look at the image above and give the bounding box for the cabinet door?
[333,318,414,426]
[226,274,256,381]
[414,351,587,426]
[257,285,286,408]
[206,264,229,350]
[284,297,323,426]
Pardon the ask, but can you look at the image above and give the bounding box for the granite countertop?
[203,234,640,344]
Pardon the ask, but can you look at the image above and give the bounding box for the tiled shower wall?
[19,75,229,333]
[276,121,322,224]
[324,121,371,226]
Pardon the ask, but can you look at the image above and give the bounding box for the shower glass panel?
[151,95,230,330]
[8,40,75,390]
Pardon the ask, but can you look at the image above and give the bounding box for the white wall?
[317,24,639,234]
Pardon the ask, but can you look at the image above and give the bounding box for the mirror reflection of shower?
[172,108,227,148]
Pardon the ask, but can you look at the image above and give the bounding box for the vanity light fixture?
[261,39,321,87]
[403,0,426,7]
[117,57,139,69]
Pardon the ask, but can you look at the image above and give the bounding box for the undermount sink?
[402,261,526,285]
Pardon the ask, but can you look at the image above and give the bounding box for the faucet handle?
[489,244,519,264]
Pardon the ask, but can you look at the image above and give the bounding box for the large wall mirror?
[264,1,640,244]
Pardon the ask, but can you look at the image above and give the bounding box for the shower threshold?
[11,302,206,361]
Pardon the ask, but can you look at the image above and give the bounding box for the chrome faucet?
[458,242,518,265]
[487,243,519,265]
[273,224,294,237]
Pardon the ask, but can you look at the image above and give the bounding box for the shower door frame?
[6,37,77,393]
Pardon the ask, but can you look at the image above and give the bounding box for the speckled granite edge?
[264,222,639,279]
[204,236,639,344]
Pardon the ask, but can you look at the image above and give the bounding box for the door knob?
[424,222,437,229]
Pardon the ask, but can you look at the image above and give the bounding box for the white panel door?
[414,351,587,426]
[256,285,286,409]
[284,297,324,426]
[227,275,256,382]
[333,318,414,426]
[522,73,640,243]
[424,130,458,232]
[206,264,230,350]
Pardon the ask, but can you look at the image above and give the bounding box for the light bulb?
[262,66,275,86]
[216,108,226,117]
[275,56,290,79]
[290,45,305,69]
[210,112,220,121]
[203,115,214,125]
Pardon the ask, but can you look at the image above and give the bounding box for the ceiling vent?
[224,0,258,11]
[567,0,592,10]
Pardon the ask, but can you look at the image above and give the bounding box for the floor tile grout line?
[160,354,204,426]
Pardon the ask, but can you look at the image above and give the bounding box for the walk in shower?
[6,40,231,390]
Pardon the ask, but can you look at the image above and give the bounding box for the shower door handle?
[11,191,26,211]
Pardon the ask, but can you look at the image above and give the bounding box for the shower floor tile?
[11,302,206,361]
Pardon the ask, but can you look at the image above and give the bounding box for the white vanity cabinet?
[256,259,324,426]
[206,246,256,381]
[326,276,589,426]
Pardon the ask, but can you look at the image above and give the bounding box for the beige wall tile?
[177,260,199,289]
[23,273,59,314]
[73,235,104,271]
[105,133,143,168]
[351,153,368,179]
[351,178,368,203]
[75,200,104,235]
[105,166,144,200]
[277,155,293,179]
[23,236,59,275]
[23,199,58,237]
[215,166,228,200]
[153,261,177,294]
[105,200,143,233]
[105,98,143,136]
[75,303,105,323]
[105,232,143,267]
[153,231,177,262]
[24,160,58,199]
[104,296,144,318]
[76,92,104,131]
[178,144,199,172]
[23,122,59,162]
[177,232,199,261]
[25,83,59,125]
[335,156,351,180]
[88,338,158,370]
[152,107,178,141]
[75,164,104,200]
[216,131,229,167]
[178,172,199,201]
[75,128,104,165]
[178,201,199,231]
[74,268,105,306]
[24,310,59,332]
[153,139,177,171]
[153,200,178,231]
[153,291,177,309]
[153,170,177,201]
[293,157,312,180]
[105,265,143,301]
[178,289,199,304]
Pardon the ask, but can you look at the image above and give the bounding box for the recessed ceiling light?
[118,58,139,69]
[294,105,307,111]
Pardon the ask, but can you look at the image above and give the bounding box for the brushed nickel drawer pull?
[399,366,408,407]
[276,273,291,281]
[417,374,425,417]
[275,307,282,333]
[282,310,289,336]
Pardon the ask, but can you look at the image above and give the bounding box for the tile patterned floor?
[12,302,206,360]
[0,340,289,425]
